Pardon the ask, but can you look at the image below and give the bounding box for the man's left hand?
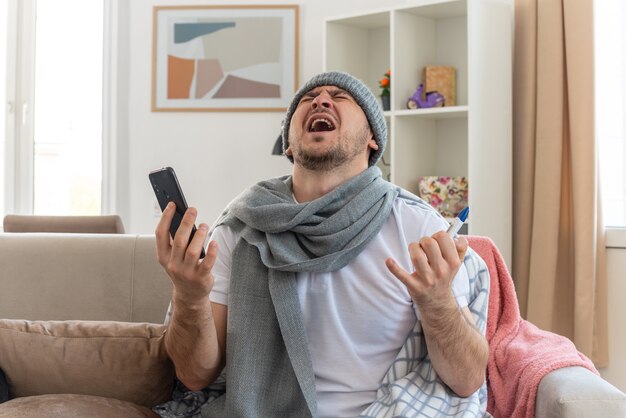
[385,231,468,307]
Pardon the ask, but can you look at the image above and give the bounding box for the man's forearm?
[420,296,489,397]
[164,298,223,391]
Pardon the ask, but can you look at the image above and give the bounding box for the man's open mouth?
[307,116,336,132]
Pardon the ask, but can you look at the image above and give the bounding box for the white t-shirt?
[209,198,470,418]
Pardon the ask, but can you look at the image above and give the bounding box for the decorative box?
[417,176,468,218]
[424,66,456,107]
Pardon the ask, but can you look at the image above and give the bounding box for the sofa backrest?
[0,233,171,324]
[3,214,126,233]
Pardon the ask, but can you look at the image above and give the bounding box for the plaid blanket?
[155,247,490,418]
[358,247,491,417]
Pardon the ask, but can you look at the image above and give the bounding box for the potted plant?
[379,70,390,111]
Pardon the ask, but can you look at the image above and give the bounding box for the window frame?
[2,0,115,217]
[595,0,626,246]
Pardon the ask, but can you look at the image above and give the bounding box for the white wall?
[600,247,626,392]
[115,0,625,393]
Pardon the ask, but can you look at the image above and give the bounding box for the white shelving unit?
[324,0,513,265]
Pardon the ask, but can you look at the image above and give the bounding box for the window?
[0,1,8,216]
[33,0,104,215]
[595,0,626,227]
[1,0,105,219]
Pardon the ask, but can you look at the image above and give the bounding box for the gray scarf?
[201,166,397,417]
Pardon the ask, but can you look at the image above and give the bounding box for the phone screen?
[149,167,206,258]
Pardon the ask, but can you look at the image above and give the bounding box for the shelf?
[324,0,512,265]
[394,106,468,119]
[400,0,467,20]
[325,11,390,92]
[326,11,389,29]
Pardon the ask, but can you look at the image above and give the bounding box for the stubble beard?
[291,125,371,172]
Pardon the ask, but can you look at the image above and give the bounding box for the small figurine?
[407,84,445,109]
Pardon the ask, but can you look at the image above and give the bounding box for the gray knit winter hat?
[281,71,387,167]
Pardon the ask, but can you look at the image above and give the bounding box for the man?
[155,72,489,417]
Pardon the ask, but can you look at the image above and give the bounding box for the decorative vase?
[381,95,390,111]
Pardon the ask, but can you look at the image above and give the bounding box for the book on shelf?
[424,66,456,107]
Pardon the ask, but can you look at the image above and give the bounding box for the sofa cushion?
[0,394,159,417]
[0,320,174,407]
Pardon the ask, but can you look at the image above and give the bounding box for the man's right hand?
[155,202,218,306]
[155,202,226,390]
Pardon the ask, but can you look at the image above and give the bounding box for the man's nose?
[311,93,333,109]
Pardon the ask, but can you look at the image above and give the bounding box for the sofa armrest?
[536,366,626,418]
[0,320,175,408]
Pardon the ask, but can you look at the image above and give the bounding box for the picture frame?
[152,5,299,112]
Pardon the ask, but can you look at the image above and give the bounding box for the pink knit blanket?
[467,236,597,418]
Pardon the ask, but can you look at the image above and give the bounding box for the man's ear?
[368,137,379,151]
[285,146,293,156]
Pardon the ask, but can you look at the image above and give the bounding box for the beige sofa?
[0,232,625,418]
[3,214,126,233]
[0,233,174,417]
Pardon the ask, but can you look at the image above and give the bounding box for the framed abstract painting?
[152,5,299,112]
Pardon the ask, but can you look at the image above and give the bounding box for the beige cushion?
[0,394,159,417]
[0,320,174,407]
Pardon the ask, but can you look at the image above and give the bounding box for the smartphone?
[149,166,206,258]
